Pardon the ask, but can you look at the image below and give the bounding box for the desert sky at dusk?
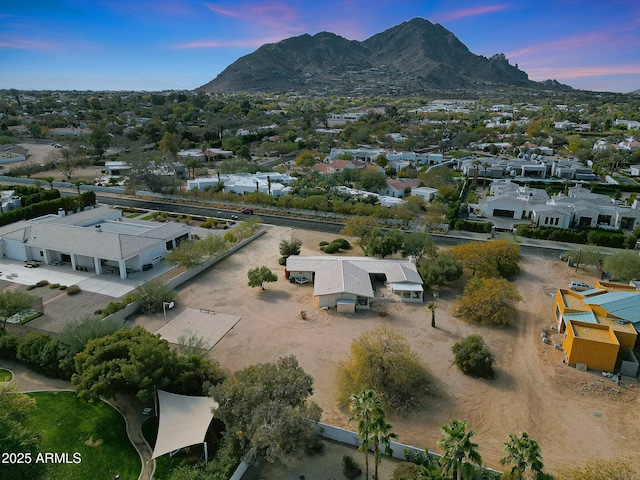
[1,0,639,93]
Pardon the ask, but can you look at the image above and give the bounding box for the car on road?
[231,215,238,220]
[569,281,591,291]
[240,208,254,214]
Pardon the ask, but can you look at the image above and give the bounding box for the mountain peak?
[198,17,562,94]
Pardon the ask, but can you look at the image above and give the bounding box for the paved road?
[95,194,346,234]
[94,194,582,258]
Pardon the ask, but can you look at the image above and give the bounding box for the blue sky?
[1,1,639,93]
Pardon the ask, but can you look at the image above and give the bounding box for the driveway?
[0,258,175,298]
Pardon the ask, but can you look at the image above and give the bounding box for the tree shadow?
[255,289,292,303]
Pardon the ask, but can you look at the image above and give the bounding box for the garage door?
[492,209,515,218]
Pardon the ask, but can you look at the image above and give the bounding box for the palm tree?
[437,419,482,480]
[482,161,490,188]
[370,408,397,480]
[426,301,437,328]
[350,389,383,480]
[471,159,481,188]
[499,432,544,479]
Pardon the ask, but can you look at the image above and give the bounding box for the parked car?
[231,215,238,220]
[569,281,590,291]
[240,208,254,214]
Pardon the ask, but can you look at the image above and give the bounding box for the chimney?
[95,224,102,232]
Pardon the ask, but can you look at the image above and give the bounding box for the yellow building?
[554,282,640,373]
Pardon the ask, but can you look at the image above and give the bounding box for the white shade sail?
[151,390,219,459]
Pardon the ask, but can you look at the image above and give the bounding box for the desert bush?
[452,335,496,379]
[322,241,342,254]
[66,285,81,295]
[343,455,362,480]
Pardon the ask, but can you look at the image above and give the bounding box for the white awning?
[389,283,424,292]
[151,390,219,459]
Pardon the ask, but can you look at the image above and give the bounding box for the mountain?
[198,18,565,94]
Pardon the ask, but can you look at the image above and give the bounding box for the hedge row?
[455,219,494,233]
[514,224,628,247]
[0,191,96,227]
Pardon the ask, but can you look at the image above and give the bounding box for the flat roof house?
[286,256,424,313]
[554,282,640,374]
[0,205,190,279]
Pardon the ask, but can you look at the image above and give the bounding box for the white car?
[569,281,590,291]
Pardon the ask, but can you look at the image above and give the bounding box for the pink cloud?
[204,4,243,18]
[527,64,640,80]
[0,36,59,51]
[434,4,509,22]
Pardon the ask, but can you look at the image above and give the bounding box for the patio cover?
[151,390,219,459]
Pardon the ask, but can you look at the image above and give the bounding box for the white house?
[0,205,190,279]
[186,172,294,197]
[286,256,424,313]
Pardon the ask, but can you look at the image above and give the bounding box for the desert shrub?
[333,238,351,249]
[59,285,67,290]
[35,280,49,287]
[278,256,287,266]
[336,325,433,413]
[66,285,81,295]
[26,285,36,290]
[319,240,329,247]
[322,241,342,254]
[452,335,496,379]
[101,292,140,317]
[49,283,60,289]
[343,455,362,480]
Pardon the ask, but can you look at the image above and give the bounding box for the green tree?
[452,335,496,379]
[279,237,302,258]
[426,301,437,328]
[451,240,520,278]
[210,355,322,464]
[402,231,436,261]
[336,325,432,413]
[136,278,178,314]
[458,277,522,327]
[438,419,482,480]
[0,290,36,332]
[159,131,180,159]
[365,229,405,258]
[247,266,278,290]
[341,216,380,251]
[418,253,463,286]
[295,150,317,167]
[72,326,175,401]
[500,432,545,479]
[0,384,45,479]
[165,240,204,269]
[603,251,640,282]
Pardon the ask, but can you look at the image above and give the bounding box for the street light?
[163,301,175,320]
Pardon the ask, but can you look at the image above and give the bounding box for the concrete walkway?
[1,359,154,480]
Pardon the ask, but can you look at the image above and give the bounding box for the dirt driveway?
[132,226,640,474]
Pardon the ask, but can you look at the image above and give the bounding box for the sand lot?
[131,226,639,474]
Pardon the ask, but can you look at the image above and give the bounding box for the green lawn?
[25,392,140,480]
[0,367,12,382]
[126,212,144,218]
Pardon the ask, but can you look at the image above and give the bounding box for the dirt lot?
[128,225,640,475]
